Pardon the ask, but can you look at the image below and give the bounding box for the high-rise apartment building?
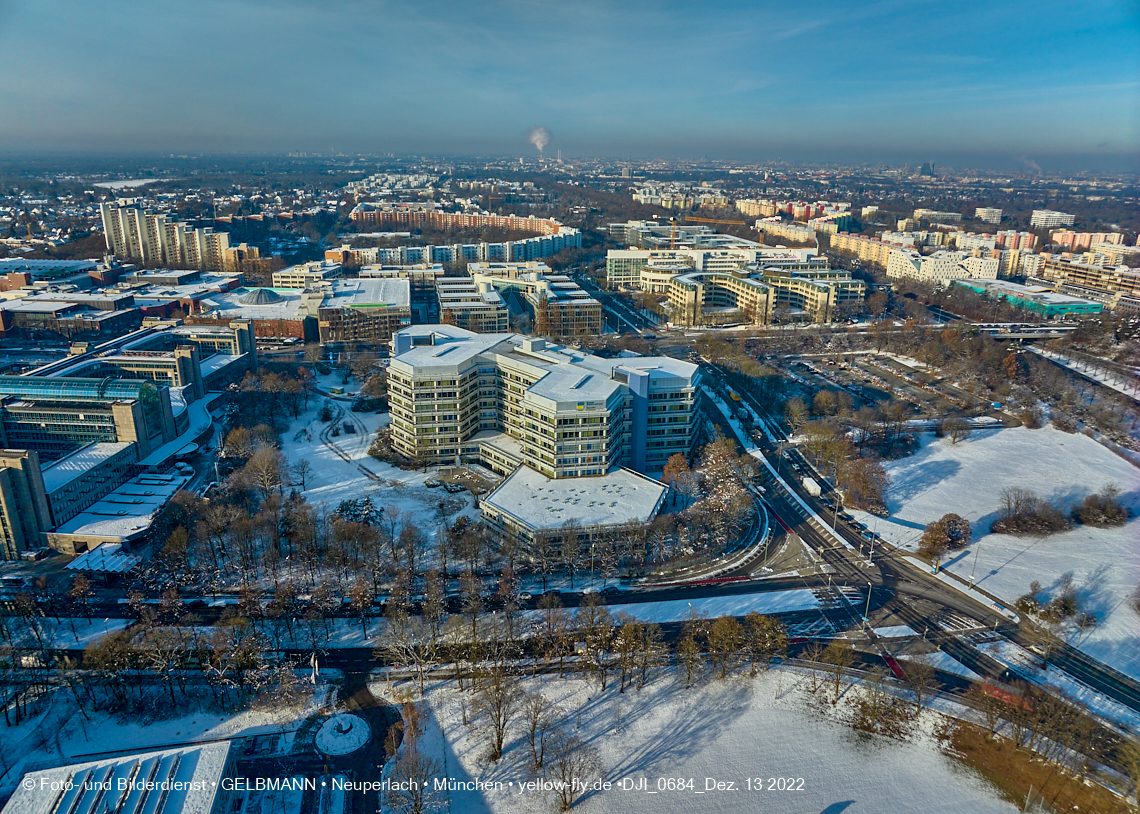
[1030,210,1076,228]
[100,203,235,271]
[975,208,1002,224]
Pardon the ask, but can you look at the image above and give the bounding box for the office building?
[2,742,231,814]
[608,221,760,250]
[1030,210,1076,228]
[606,247,825,289]
[0,320,255,557]
[468,262,602,338]
[387,325,699,477]
[975,208,1003,224]
[436,277,510,333]
[272,260,343,288]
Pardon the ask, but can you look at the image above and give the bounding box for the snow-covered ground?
[853,426,1140,681]
[413,670,1017,814]
[278,400,480,531]
[520,590,821,627]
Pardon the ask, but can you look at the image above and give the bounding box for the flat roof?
[53,471,191,541]
[41,442,134,493]
[3,742,228,814]
[483,466,667,532]
[325,277,410,309]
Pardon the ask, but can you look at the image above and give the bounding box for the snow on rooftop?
[54,471,192,543]
[41,442,133,493]
[483,466,667,532]
[3,742,229,814]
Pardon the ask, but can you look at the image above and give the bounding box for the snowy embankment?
[417,670,1017,814]
[853,426,1140,681]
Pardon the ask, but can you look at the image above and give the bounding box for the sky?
[0,0,1137,170]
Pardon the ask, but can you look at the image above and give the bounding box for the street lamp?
[969,536,984,589]
[862,582,872,631]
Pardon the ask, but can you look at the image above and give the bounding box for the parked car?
[859,530,875,542]
[850,521,868,531]
[601,586,623,596]
[581,586,599,595]
[518,591,532,601]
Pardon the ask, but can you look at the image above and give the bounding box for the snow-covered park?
[853,426,1140,681]
[277,398,481,528]
[413,671,1017,814]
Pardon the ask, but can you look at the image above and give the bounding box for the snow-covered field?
[413,670,1017,814]
[854,426,1140,681]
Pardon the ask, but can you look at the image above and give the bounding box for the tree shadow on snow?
[887,460,961,504]
[590,680,754,783]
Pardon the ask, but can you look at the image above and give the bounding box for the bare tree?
[545,732,602,811]
[385,744,442,814]
[905,657,936,712]
[822,639,854,705]
[291,459,314,491]
[940,415,971,444]
[474,668,523,762]
[521,692,561,771]
[708,615,744,679]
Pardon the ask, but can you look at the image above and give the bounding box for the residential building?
[1030,210,1076,228]
[886,249,996,285]
[100,203,241,272]
[995,231,1038,251]
[975,207,1002,224]
[757,221,816,244]
[913,209,962,224]
[1050,230,1125,251]
[1033,257,1140,308]
[1083,243,1140,267]
[829,232,902,269]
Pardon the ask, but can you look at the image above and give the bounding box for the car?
[581,586,600,595]
[838,512,854,522]
[601,586,622,596]
[851,521,868,531]
[424,479,443,488]
[518,591,532,601]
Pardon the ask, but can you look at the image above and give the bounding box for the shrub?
[1072,483,1128,527]
[992,487,1071,535]
[1050,410,1078,433]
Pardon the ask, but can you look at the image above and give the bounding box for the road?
[719,361,1140,716]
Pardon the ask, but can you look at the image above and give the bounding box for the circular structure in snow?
[315,713,371,756]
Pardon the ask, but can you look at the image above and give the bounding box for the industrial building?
[950,279,1103,318]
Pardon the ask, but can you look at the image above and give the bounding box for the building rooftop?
[40,442,134,493]
[323,277,410,309]
[482,466,667,531]
[2,742,229,814]
[52,471,192,542]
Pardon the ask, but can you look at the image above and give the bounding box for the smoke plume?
[528,126,551,154]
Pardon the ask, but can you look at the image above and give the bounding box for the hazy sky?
[1,0,1137,169]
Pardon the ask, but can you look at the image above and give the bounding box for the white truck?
[802,476,822,497]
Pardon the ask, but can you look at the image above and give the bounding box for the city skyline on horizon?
[0,0,1137,172]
